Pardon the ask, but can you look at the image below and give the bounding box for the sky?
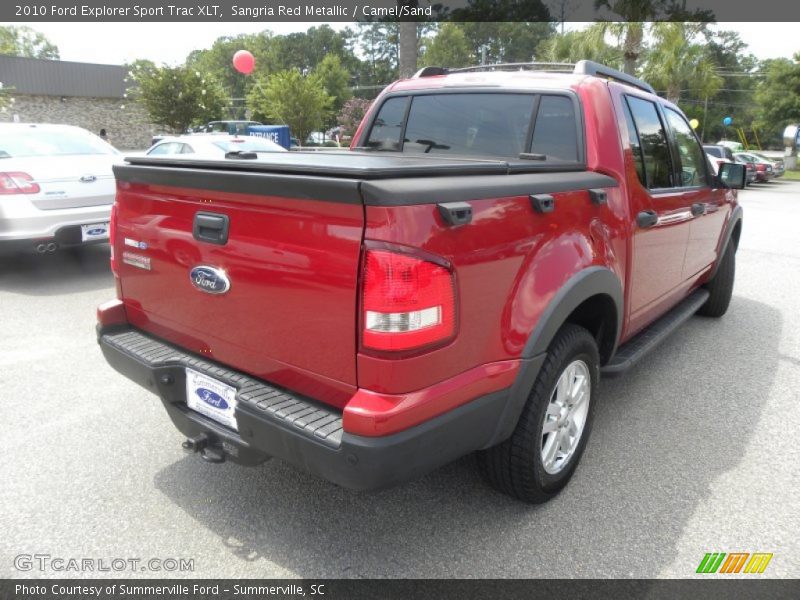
[13,21,800,67]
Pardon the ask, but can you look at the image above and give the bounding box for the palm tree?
[641,22,722,104]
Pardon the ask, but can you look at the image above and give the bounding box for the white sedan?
[0,123,120,255]
[146,134,287,158]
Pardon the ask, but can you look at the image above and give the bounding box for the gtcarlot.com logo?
[14,554,194,573]
[696,552,773,574]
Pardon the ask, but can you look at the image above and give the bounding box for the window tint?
[365,96,408,151]
[704,146,722,158]
[621,99,646,186]
[531,95,579,162]
[626,97,673,189]
[401,94,536,157]
[664,108,708,187]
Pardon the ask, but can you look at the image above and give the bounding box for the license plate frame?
[185,368,239,431]
[80,222,110,242]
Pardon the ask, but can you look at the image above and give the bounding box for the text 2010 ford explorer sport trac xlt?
[97,61,745,503]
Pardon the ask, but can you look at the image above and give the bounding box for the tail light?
[0,172,40,195]
[361,247,456,353]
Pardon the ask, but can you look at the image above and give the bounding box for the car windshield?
[0,128,118,158]
[212,138,283,152]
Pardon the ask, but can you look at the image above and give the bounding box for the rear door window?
[530,95,579,162]
[625,96,674,189]
[364,96,408,151]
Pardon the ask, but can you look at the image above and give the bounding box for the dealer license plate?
[185,368,238,431]
[80,222,110,242]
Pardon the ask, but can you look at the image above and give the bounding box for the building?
[0,55,158,149]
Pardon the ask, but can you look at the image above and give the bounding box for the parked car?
[733,152,774,182]
[146,134,286,158]
[705,151,732,177]
[704,144,735,162]
[98,61,745,504]
[750,152,785,178]
[0,123,120,255]
[732,155,757,185]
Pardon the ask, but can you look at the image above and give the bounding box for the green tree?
[127,64,227,133]
[0,25,59,59]
[593,1,714,75]
[460,22,555,64]
[536,24,621,68]
[756,54,800,148]
[421,23,472,68]
[641,23,722,104]
[247,69,332,144]
[186,32,274,118]
[314,54,352,123]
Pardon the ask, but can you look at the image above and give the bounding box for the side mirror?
[718,162,746,189]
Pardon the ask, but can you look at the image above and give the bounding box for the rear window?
[364,93,580,162]
[0,128,118,158]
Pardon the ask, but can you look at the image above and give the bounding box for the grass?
[782,169,800,181]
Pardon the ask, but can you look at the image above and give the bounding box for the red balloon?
[233,50,255,75]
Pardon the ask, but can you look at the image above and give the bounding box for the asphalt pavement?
[1,180,799,579]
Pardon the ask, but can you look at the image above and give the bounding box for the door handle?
[691,202,706,216]
[193,212,229,245]
[637,210,658,228]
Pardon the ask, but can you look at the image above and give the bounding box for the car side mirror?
[718,162,746,189]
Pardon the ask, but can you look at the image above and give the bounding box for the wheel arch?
[709,205,743,280]
[486,266,623,446]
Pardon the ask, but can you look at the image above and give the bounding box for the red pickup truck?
[97,61,745,503]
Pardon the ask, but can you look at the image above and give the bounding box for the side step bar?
[602,289,710,378]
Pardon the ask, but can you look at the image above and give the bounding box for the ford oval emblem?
[189,265,231,295]
[196,387,229,410]
[87,228,106,236]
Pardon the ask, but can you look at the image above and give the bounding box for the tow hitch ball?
[182,434,225,464]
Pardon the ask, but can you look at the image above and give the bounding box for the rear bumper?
[0,201,111,244]
[98,325,514,491]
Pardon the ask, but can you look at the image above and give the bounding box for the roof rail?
[412,66,448,78]
[448,62,575,74]
[573,60,655,94]
[413,60,656,95]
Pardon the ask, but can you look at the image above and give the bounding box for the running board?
[602,289,710,378]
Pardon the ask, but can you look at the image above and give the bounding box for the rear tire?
[477,324,599,503]
[698,241,735,318]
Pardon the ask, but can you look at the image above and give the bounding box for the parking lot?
[1,180,799,579]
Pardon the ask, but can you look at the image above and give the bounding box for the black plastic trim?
[522,266,624,359]
[114,164,363,204]
[601,289,709,377]
[708,205,743,280]
[98,325,513,491]
[360,171,619,207]
[530,193,555,213]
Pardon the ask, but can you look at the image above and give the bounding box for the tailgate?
[112,163,364,408]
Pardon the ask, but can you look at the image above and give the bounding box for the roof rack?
[413,59,656,95]
[448,62,576,74]
[573,60,655,94]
